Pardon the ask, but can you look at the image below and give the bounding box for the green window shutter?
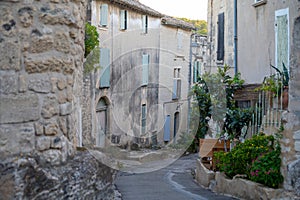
[163,115,171,142]
[100,48,110,88]
[141,104,147,134]
[120,10,127,30]
[142,54,149,86]
[276,13,289,71]
[217,12,225,61]
[142,15,148,33]
[100,4,108,26]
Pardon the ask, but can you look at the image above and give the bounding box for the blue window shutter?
[100,48,110,88]
[141,104,146,134]
[142,15,148,33]
[142,54,149,86]
[120,10,127,30]
[172,79,177,99]
[164,115,171,141]
[100,4,108,26]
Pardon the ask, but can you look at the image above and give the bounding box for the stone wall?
[0,151,117,199]
[0,0,85,164]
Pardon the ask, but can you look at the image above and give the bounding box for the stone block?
[294,130,300,140]
[50,77,57,93]
[18,7,34,28]
[30,35,54,53]
[295,141,300,152]
[66,86,73,102]
[0,73,18,94]
[39,6,77,27]
[36,136,51,151]
[34,122,44,136]
[42,149,62,165]
[0,41,20,70]
[60,102,72,116]
[57,79,67,90]
[41,95,59,119]
[58,117,67,135]
[196,159,215,188]
[45,122,59,136]
[57,90,67,103]
[51,137,62,149]
[28,76,51,93]
[0,124,35,157]
[19,74,27,92]
[0,94,40,124]
[54,32,70,53]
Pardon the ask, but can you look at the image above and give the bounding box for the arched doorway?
[96,98,108,148]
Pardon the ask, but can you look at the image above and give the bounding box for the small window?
[141,104,147,134]
[120,10,127,30]
[100,4,108,27]
[193,61,201,83]
[172,67,181,100]
[142,54,149,86]
[142,15,148,34]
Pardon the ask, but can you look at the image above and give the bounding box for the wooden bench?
[199,139,230,170]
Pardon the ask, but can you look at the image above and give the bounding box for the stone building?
[0,0,116,198]
[85,0,195,148]
[207,0,300,195]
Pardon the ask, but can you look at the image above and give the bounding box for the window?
[142,15,148,34]
[177,31,183,49]
[193,61,201,83]
[100,4,108,27]
[100,48,110,88]
[120,10,127,30]
[172,67,181,100]
[217,12,224,61]
[141,104,147,134]
[142,54,149,86]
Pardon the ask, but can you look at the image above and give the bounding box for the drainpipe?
[187,33,195,134]
[234,0,238,76]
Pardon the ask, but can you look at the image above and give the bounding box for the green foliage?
[190,77,212,139]
[177,18,208,35]
[85,22,99,58]
[214,133,283,188]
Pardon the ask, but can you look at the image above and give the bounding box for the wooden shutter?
[217,12,225,61]
[100,4,108,26]
[142,15,148,33]
[100,48,110,88]
[120,10,127,30]
[275,11,289,71]
[142,54,149,86]
[163,115,171,142]
[193,61,201,83]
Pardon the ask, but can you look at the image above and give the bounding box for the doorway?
[96,98,108,148]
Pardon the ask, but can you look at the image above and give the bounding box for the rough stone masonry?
[0,0,115,199]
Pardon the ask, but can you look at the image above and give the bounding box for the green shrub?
[214,133,283,188]
[84,22,99,58]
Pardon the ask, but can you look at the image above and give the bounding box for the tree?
[178,18,208,35]
[84,22,99,58]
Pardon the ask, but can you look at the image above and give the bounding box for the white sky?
[139,0,208,20]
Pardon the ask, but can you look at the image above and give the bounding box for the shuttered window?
[100,4,108,27]
[142,54,149,86]
[275,9,289,72]
[142,15,148,34]
[163,115,171,142]
[100,48,110,88]
[172,67,181,100]
[193,61,201,83]
[217,12,225,61]
[141,104,147,134]
[120,10,127,30]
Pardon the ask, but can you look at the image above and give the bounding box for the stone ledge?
[196,159,298,200]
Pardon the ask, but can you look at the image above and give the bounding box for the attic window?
[253,0,267,7]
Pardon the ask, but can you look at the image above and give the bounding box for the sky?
[139,0,208,20]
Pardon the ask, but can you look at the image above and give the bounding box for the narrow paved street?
[115,153,237,200]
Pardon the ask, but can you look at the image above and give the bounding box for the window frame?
[100,4,108,27]
[120,9,127,30]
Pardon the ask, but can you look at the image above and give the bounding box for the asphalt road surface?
[115,153,238,200]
